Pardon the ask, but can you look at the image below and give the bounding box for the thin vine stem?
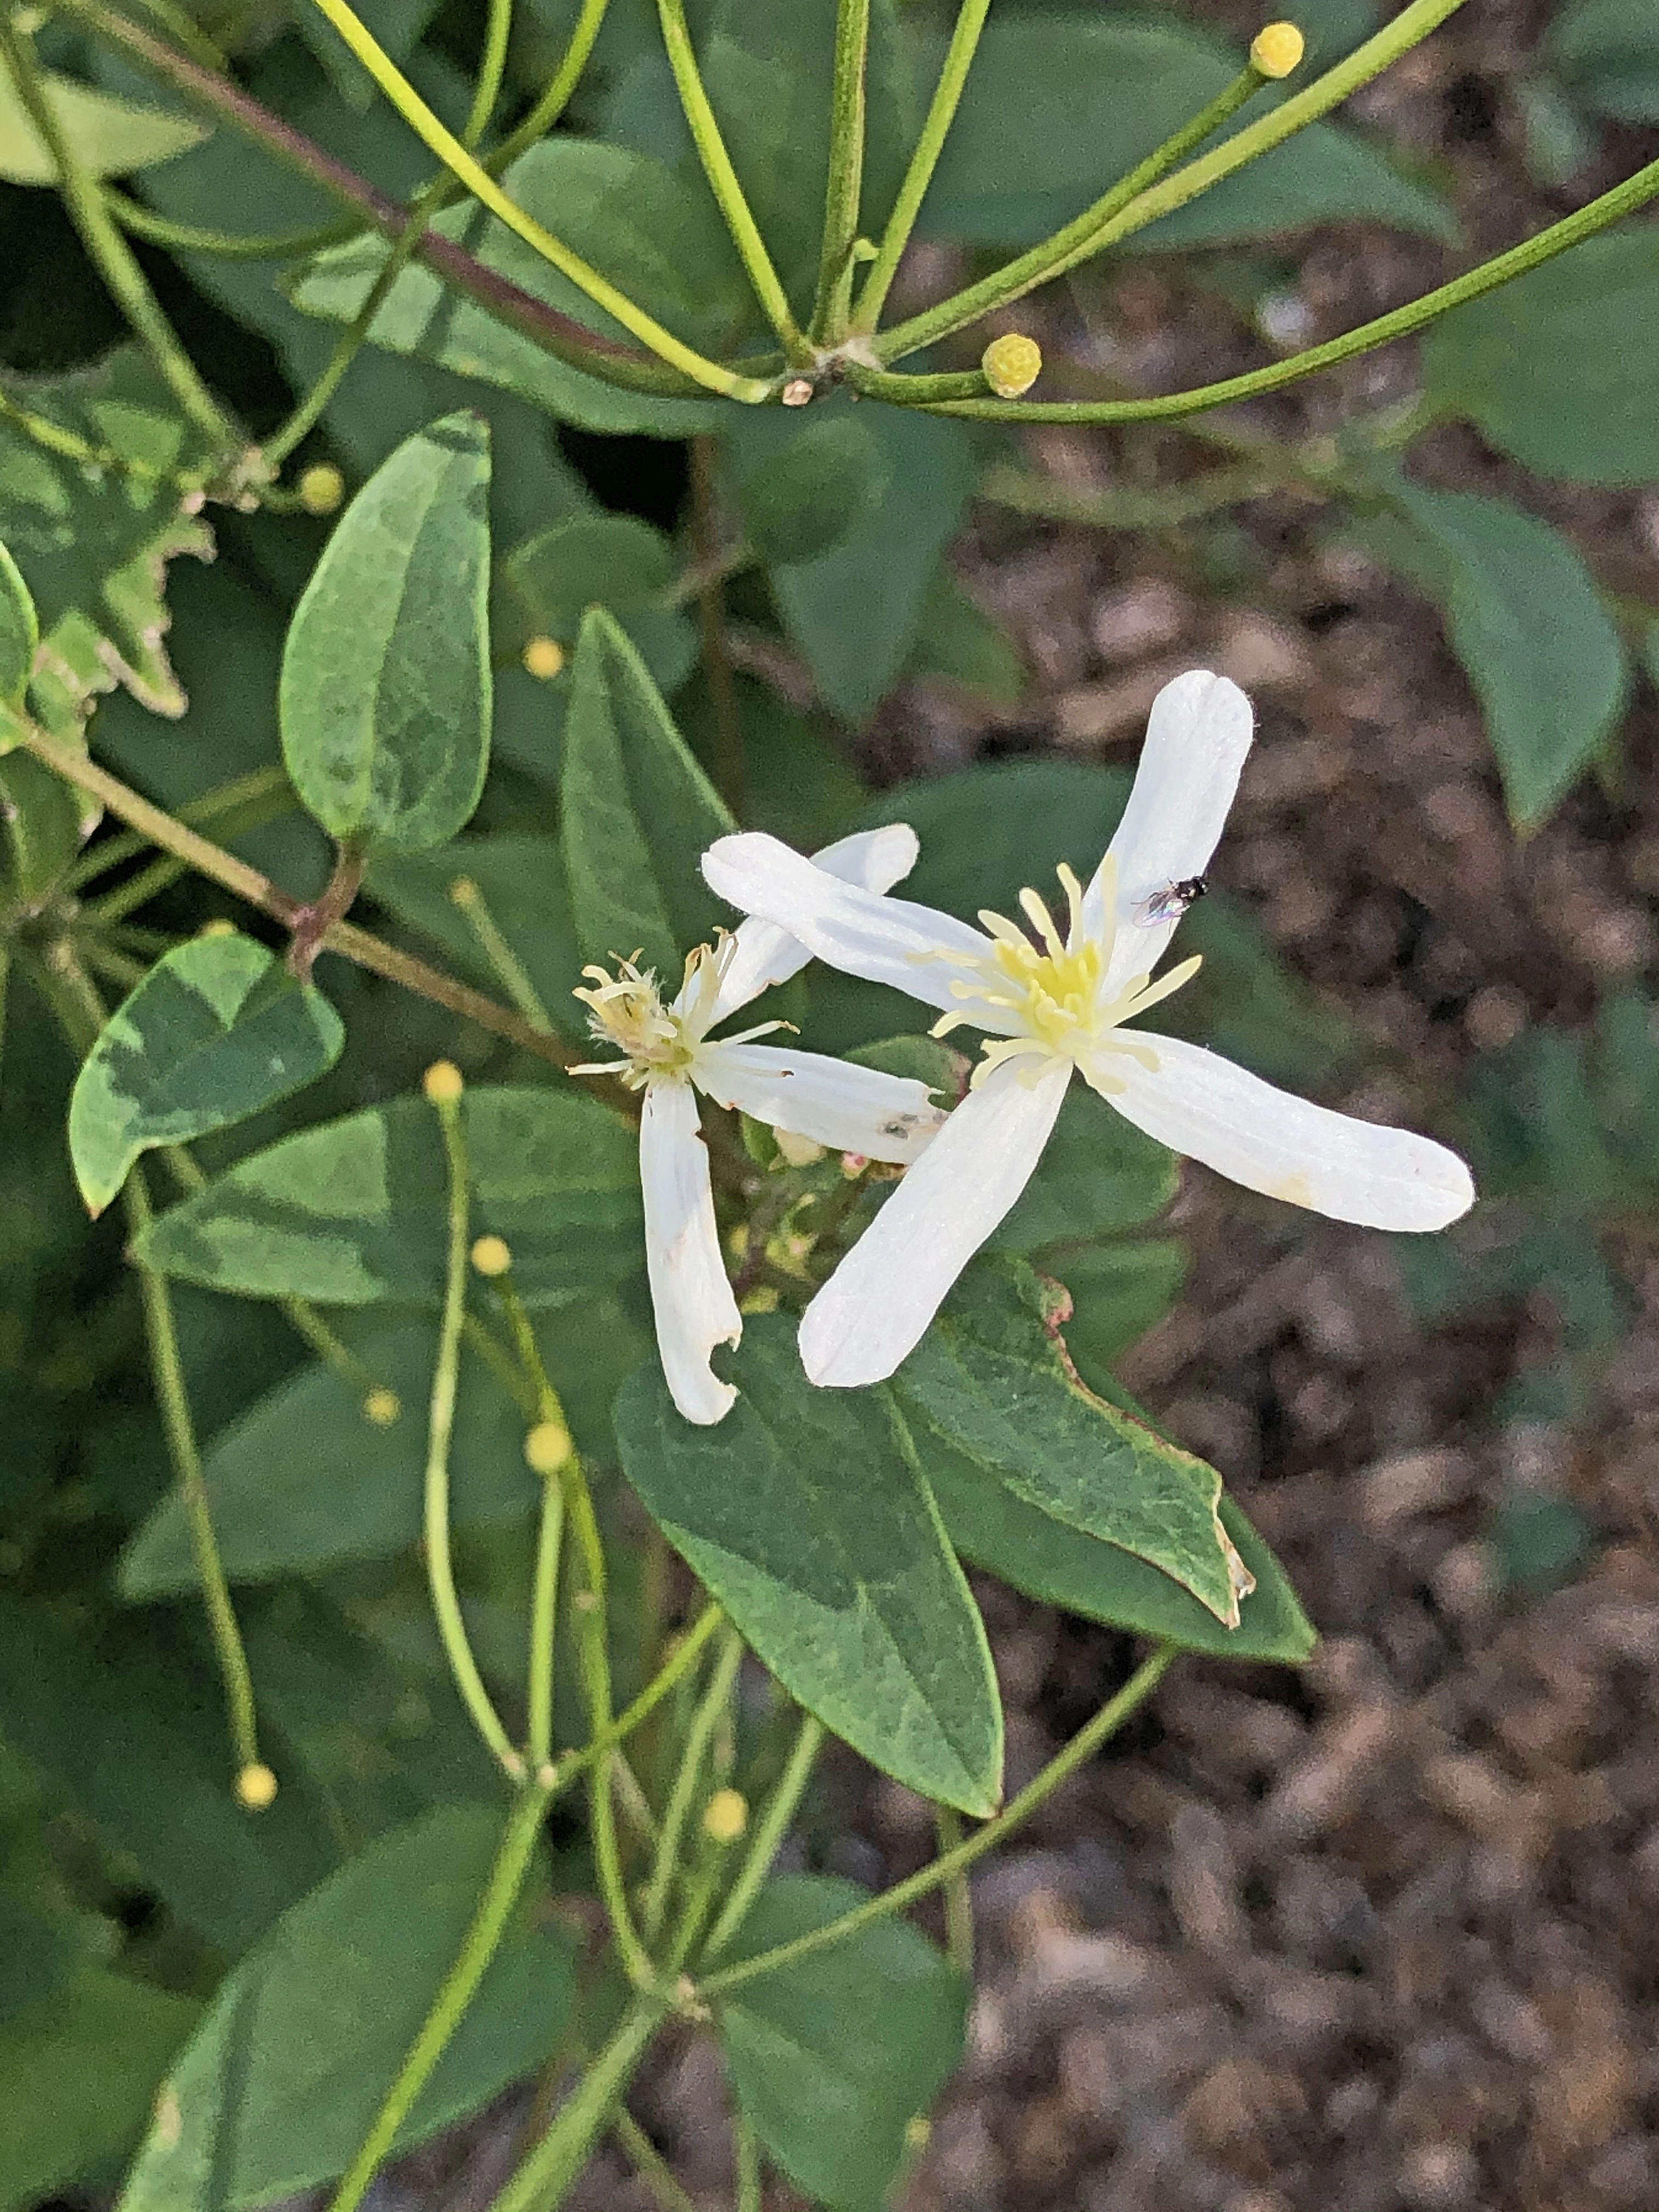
[427,1077,525,1780]
[527,1469,565,1775]
[325,1782,552,2212]
[641,1628,746,1942]
[876,0,1470,360]
[810,0,871,345]
[852,0,992,335]
[654,0,808,363]
[734,2115,763,2212]
[935,1806,974,1977]
[884,144,1659,424]
[697,1646,1176,1999]
[304,0,774,399]
[101,192,357,261]
[612,2110,699,2212]
[488,1994,668,2212]
[0,14,237,453]
[699,1709,824,1963]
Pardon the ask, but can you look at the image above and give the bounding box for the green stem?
[934,1806,973,1977]
[326,1784,552,2212]
[697,1646,1176,1998]
[810,0,871,345]
[488,1994,668,2212]
[70,763,293,896]
[0,383,187,489]
[977,458,1280,529]
[526,1473,565,1774]
[101,191,357,261]
[464,0,515,147]
[448,873,556,1031]
[699,1711,823,1964]
[653,0,808,363]
[552,1602,726,1790]
[612,2111,699,2212]
[877,0,1470,360]
[734,2115,762,2212]
[907,143,1659,423]
[641,1628,745,1943]
[427,1084,525,1779]
[306,0,772,398]
[0,15,236,453]
[126,1171,262,1776]
[63,0,701,399]
[852,0,991,335]
[490,0,612,166]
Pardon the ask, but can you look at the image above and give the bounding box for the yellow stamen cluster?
[931,861,1201,1088]
[571,953,693,1088]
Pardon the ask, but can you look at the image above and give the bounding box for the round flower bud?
[522,635,565,681]
[297,463,345,516]
[981,333,1042,400]
[524,1418,573,1476]
[702,1787,749,1844]
[363,1386,401,1427]
[471,1234,512,1278]
[236,1762,279,1810]
[422,1060,464,1105]
[1250,21,1305,77]
[200,918,236,938]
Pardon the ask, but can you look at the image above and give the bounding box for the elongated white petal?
[800,1056,1072,1387]
[709,824,922,1023]
[640,1082,742,1424]
[1083,670,1254,991]
[695,1042,946,1164]
[703,831,1005,1023]
[1098,1032,1475,1231]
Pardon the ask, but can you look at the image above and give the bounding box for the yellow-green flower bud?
[471,1233,512,1278]
[522,636,565,680]
[236,1762,279,1810]
[524,1418,573,1476]
[702,1787,749,1843]
[297,463,345,516]
[363,1386,401,1427]
[422,1060,464,1105]
[1250,21,1304,77]
[982,334,1042,400]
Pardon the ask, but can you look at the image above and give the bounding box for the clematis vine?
[572,827,946,1424]
[703,670,1476,1391]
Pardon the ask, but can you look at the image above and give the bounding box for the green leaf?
[0,536,35,710]
[0,1595,335,1949]
[135,1085,641,1306]
[1423,224,1659,484]
[1378,484,1628,830]
[1546,0,1659,123]
[725,401,975,723]
[930,1432,1314,1663]
[899,1260,1249,1627]
[281,413,491,853]
[368,834,582,1038]
[988,1080,1177,1256]
[614,1316,1003,1814]
[500,514,695,694]
[676,675,866,851]
[68,932,345,1218]
[0,348,213,730]
[733,414,893,568]
[717,1875,967,2212]
[0,1968,199,2212]
[560,606,734,979]
[0,64,206,186]
[906,569,1026,708]
[120,1321,538,1595]
[924,16,1455,250]
[117,1808,577,2212]
[287,138,738,437]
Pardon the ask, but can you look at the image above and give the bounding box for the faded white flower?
[702,671,1475,1390]
[574,828,945,1423]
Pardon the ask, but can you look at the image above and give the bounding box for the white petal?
[708,824,922,1023]
[1082,670,1254,991]
[695,1042,946,1164]
[703,831,1000,1021]
[640,1082,743,1424]
[1099,1032,1475,1232]
[799,1056,1072,1387]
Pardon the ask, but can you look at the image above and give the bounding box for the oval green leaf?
[280,413,492,853]
[614,1317,1003,1815]
[0,67,206,187]
[134,1085,641,1306]
[68,932,345,1218]
[0,535,36,711]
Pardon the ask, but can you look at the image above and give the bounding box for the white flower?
[572,827,947,1424]
[702,670,1476,1390]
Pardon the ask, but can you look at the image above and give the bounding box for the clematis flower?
[572,827,946,1424]
[702,670,1476,1390]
